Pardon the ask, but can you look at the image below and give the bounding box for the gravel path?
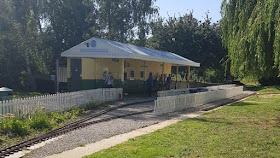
[23,92,254,158]
[24,99,167,158]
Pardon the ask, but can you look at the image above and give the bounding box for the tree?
[0,0,159,90]
[221,0,280,82]
[95,0,158,44]
[146,13,227,82]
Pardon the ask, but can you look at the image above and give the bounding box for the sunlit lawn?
[85,88,280,158]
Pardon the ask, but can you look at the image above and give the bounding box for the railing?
[157,84,237,97]
[0,88,123,117]
[154,86,243,115]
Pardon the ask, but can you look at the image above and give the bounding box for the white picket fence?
[157,84,237,97]
[154,86,243,115]
[0,88,123,116]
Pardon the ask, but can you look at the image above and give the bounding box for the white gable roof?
[61,37,200,67]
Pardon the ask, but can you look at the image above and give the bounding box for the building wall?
[67,57,172,92]
[123,59,172,93]
[124,59,172,80]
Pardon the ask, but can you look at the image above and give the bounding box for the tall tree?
[95,0,157,44]
[0,0,26,89]
[0,0,159,90]
[146,13,227,82]
[221,0,280,82]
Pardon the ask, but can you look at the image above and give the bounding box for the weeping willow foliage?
[222,0,280,80]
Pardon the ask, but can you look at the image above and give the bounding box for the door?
[70,59,82,91]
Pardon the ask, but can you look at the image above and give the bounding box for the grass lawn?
[86,89,280,158]
[13,91,48,99]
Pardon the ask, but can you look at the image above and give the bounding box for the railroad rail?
[0,92,256,157]
[199,92,256,111]
[0,99,154,158]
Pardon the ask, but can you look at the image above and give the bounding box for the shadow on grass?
[228,101,258,107]
[190,118,234,125]
[246,85,280,93]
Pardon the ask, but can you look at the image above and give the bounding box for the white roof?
[61,37,200,67]
[0,87,13,92]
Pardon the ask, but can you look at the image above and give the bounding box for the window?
[124,72,127,81]
[130,70,135,79]
[140,71,144,80]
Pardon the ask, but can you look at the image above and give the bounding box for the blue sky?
[154,0,223,22]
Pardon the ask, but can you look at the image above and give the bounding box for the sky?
[154,0,223,23]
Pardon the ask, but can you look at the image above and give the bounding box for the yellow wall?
[81,58,97,79]
[67,58,172,81]
[94,58,123,80]
[124,59,172,81]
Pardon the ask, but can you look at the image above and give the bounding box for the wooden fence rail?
[157,84,237,97]
[154,86,243,115]
[0,88,123,117]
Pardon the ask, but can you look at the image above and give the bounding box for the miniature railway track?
[0,92,257,157]
[0,100,154,158]
[199,92,256,111]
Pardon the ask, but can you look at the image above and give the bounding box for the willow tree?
[221,0,280,82]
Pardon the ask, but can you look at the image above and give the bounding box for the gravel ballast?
[25,101,164,158]
[24,92,254,158]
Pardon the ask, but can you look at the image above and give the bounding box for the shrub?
[50,111,65,124]
[11,120,29,136]
[0,114,29,137]
[71,107,81,118]
[0,116,13,134]
[85,101,97,111]
[64,112,72,119]
[29,109,52,131]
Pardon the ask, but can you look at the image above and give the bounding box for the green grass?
[248,86,280,94]
[13,91,48,99]
[86,90,280,158]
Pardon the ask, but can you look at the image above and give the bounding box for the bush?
[85,101,97,111]
[259,77,280,86]
[0,114,29,137]
[64,112,72,119]
[50,111,65,124]
[29,109,52,131]
[11,120,29,136]
[0,116,13,134]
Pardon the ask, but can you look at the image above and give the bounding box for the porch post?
[162,62,164,90]
[175,65,178,89]
[56,59,59,93]
[144,61,146,81]
[187,66,191,81]
[121,59,125,82]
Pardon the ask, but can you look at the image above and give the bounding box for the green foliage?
[11,120,29,137]
[13,91,48,99]
[87,92,280,158]
[221,0,280,81]
[204,68,224,83]
[50,111,65,124]
[85,101,97,111]
[95,0,157,45]
[29,109,52,131]
[146,13,228,83]
[0,116,14,134]
[0,114,29,137]
[0,0,157,90]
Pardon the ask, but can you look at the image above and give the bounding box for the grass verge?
[86,90,280,158]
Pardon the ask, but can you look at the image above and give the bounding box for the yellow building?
[61,37,200,92]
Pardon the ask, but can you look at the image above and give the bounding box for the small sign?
[50,75,55,81]
[112,58,119,62]
[91,40,96,47]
